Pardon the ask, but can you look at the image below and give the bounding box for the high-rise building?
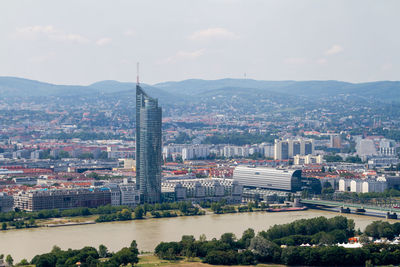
[330,134,342,149]
[274,138,314,160]
[136,84,162,203]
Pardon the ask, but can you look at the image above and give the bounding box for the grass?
[137,254,286,267]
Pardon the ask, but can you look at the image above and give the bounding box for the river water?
[0,210,394,262]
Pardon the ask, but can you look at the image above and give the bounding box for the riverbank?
[0,209,393,262]
[1,202,396,231]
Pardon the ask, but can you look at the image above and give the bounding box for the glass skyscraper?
[136,84,162,203]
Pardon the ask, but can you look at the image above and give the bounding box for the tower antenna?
[137,62,140,85]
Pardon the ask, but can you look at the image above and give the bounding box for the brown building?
[14,188,111,211]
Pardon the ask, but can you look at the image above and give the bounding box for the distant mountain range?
[1,76,400,103]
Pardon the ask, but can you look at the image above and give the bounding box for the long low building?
[233,166,302,192]
[162,178,243,203]
[14,188,111,211]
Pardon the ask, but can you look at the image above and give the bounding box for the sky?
[0,0,399,85]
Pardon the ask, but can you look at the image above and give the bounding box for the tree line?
[0,202,204,230]
[154,216,400,266]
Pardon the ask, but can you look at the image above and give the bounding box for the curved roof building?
[233,166,302,192]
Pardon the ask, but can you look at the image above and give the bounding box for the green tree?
[16,259,29,265]
[6,254,13,266]
[240,228,255,248]
[98,244,108,258]
[134,206,144,219]
[249,236,280,262]
[110,247,139,265]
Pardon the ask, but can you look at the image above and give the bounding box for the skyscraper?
[136,84,162,203]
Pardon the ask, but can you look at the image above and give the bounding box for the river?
[0,210,395,262]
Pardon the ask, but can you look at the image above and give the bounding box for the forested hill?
[1,76,400,103]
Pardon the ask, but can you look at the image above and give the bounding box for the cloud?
[28,52,56,63]
[15,25,89,44]
[316,58,328,65]
[160,49,205,64]
[96,38,112,46]
[325,44,343,55]
[189,28,238,41]
[284,57,308,65]
[124,29,135,37]
[381,63,393,72]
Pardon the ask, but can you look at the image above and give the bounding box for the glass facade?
[136,85,162,203]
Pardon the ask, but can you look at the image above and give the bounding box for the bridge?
[300,199,399,219]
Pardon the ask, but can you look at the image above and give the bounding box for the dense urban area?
[2,78,400,266]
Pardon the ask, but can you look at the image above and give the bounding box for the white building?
[233,166,302,191]
[294,155,323,165]
[274,138,314,160]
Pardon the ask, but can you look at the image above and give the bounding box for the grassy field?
[137,254,286,267]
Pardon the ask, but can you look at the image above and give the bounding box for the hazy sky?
[1,0,399,85]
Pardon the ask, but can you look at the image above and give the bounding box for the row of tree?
[30,242,139,267]
[0,201,204,225]
[153,217,400,266]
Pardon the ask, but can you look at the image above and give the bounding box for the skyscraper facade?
[136,85,162,203]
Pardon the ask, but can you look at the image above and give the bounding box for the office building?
[0,192,14,212]
[13,188,111,211]
[136,84,162,203]
[233,166,302,191]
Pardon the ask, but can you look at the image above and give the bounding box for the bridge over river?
[300,199,399,219]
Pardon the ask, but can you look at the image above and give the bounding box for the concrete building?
[338,179,351,192]
[119,184,141,207]
[13,188,111,211]
[379,139,397,156]
[162,178,242,203]
[232,166,302,192]
[294,155,323,165]
[274,138,314,160]
[330,134,342,149]
[182,145,210,160]
[262,143,275,158]
[0,192,14,212]
[107,146,135,159]
[368,156,400,168]
[356,139,377,157]
[31,150,44,160]
[338,178,387,193]
[223,145,249,158]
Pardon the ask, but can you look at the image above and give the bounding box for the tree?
[99,244,108,258]
[16,259,29,265]
[359,234,371,244]
[130,240,139,255]
[249,236,280,262]
[134,206,144,219]
[220,233,237,247]
[109,247,139,265]
[6,255,13,266]
[240,228,255,248]
[2,222,7,230]
[199,234,207,242]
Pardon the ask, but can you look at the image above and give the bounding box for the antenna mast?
[136,62,140,85]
